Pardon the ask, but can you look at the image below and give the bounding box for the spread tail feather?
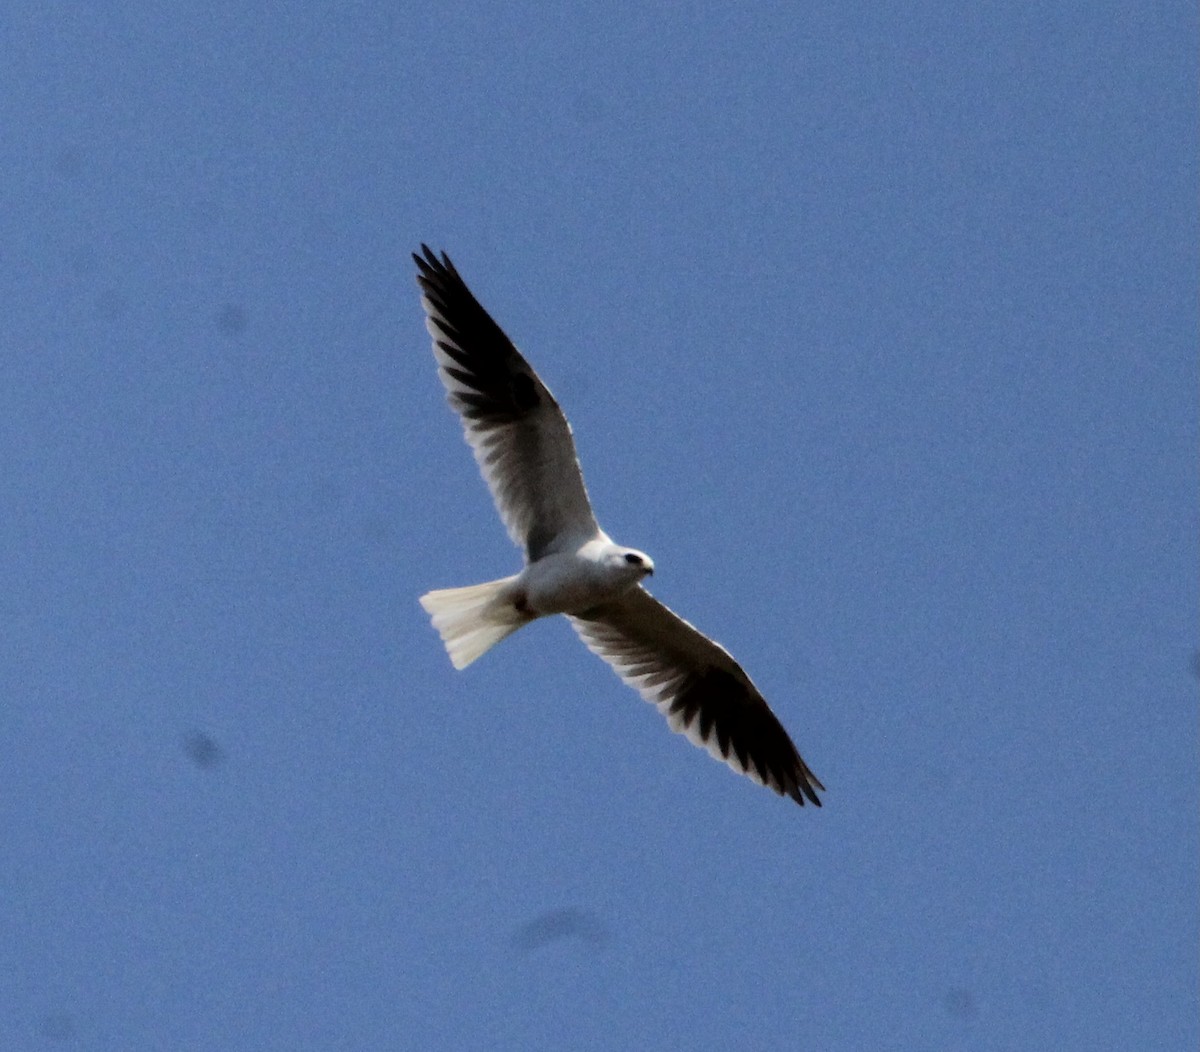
[419,576,527,669]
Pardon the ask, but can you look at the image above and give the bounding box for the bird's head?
[613,547,654,580]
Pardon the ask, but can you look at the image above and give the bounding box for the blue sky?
[2,2,1196,1049]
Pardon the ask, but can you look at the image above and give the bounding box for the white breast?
[520,540,641,615]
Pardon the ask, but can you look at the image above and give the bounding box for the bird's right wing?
[414,246,599,560]
[569,587,824,806]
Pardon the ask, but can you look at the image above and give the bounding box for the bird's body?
[414,246,824,807]
[517,537,654,615]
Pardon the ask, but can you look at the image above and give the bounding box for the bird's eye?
[623,552,642,566]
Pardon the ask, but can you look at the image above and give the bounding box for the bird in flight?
[415,246,823,806]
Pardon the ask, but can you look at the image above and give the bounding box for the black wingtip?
[413,243,436,273]
[789,770,825,807]
[414,244,457,278]
[796,783,824,807]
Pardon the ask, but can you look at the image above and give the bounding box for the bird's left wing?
[414,245,599,560]
[568,588,824,806]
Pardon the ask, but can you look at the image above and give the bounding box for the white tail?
[419,576,528,669]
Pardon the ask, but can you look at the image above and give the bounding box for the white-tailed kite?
[415,246,824,806]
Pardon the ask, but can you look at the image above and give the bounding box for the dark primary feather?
[666,663,823,806]
[570,590,824,807]
[414,246,542,423]
[414,246,598,560]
